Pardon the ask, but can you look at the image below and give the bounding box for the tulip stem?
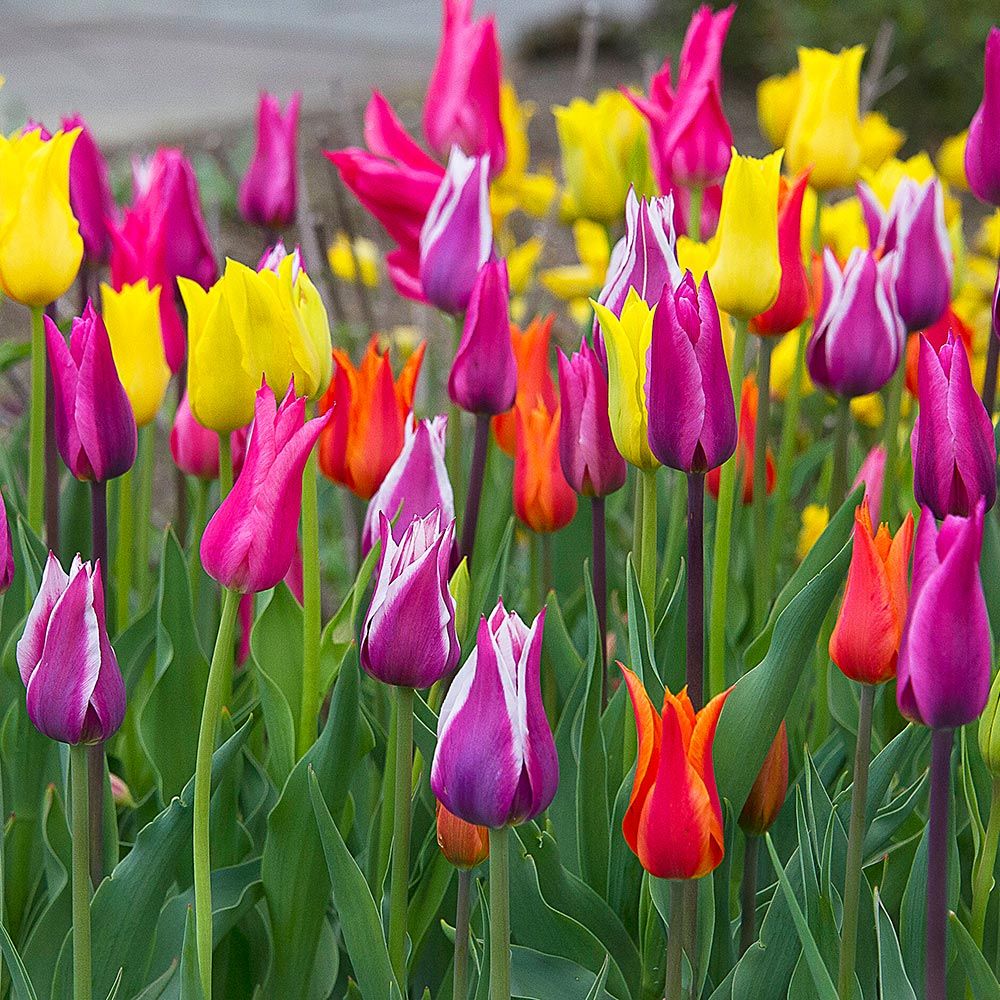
[837,682,874,1000]
[740,836,759,956]
[488,825,511,1000]
[591,496,608,711]
[982,331,999,417]
[640,468,658,619]
[460,415,490,566]
[27,306,47,535]
[89,480,109,889]
[971,780,1000,952]
[686,472,705,709]
[298,446,321,760]
[829,397,852,514]
[663,471,687,587]
[116,468,134,632]
[665,880,685,1000]
[136,426,154,600]
[879,360,905,523]
[189,479,210,606]
[708,317,748,697]
[388,685,414,987]
[193,585,241,1000]
[454,868,472,1000]
[45,352,60,552]
[218,434,233,500]
[688,185,703,243]
[70,743,92,1000]
[927,727,953,1000]
[752,339,773,631]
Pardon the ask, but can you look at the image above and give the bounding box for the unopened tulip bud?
[965,28,1000,206]
[739,721,789,837]
[239,92,301,230]
[436,800,489,869]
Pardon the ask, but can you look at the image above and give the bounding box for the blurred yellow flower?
[858,112,905,171]
[539,219,609,302]
[850,393,884,428]
[820,197,869,260]
[770,326,814,403]
[975,210,1000,258]
[862,152,961,227]
[327,232,379,288]
[797,504,830,561]
[677,234,720,282]
[936,131,969,192]
[507,237,544,298]
[757,70,800,149]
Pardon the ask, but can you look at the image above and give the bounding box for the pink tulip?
[239,92,301,230]
[966,27,1000,206]
[62,114,114,262]
[170,391,248,481]
[0,490,14,594]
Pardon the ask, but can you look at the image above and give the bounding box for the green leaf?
[103,969,123,1000]
[874,888,915,1000]
[584,954,612,1000]
[510,947,617,1000]
[950,911,1000,1000]
[179,906,205,1000]
[130,962,178,1000]
[469,517,514,638]
[0,920,39,1000]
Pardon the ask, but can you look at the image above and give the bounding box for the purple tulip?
[238,91,301,230]
[62,114,114,262]
[431,600,558,828]
[911,333,997,519]
[557,338,627,497]
[0,490,14,594]
[45,301,137,483]
[966,27,1000,206]
[362,414,454,554]
[447,259,516,415]
[897,501,990,728]
[17,553,125,745]
[807,248,903,399]
[419,147,493,314]
[201,382,330,593]
[647,272,736,473]
[360,509,460,688]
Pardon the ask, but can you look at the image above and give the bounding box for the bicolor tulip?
[362,414,454,553]
[101,280,171,427]
[965,27,1000,206]
[201,383,329,593]
[706,376,774,502]
[807,248,902,398]
[170,391,248,481]
[17,554,125,745]
[557,339,627,498]
[0,490,14,594]
[785,46,865,192]
[431,601,558,828]
[897,501,990,729]
[319,336,426,499]
[239,91,301,230]
[0,127,83,306]
[514,403,578,533]
[62,114,113,261]
[851,445,887,525]
[360,509,460,688]
[424,0,505,174]
[45,302,137,482]
[647,273,736,474]
[448,260,516,415]
[419,148,493,314]
[738,721,788,837]
[620,665,729,879]
[436,801,489,869]
[911,333,997,519]
[829,498,914,685]
[708,149,782,320]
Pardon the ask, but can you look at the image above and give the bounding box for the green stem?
[838,683,874,1000]
[829,397,852,514]
[688,185,703,243]
[454,868,472,1000]
[971,780,1000,950]
[28,305,46,535]
[298,445,321,760]
[632,470,644,582]
[218,434,233,500]
[189,479,210,606]
[116,467,134,632]
[708,317,748,697]
[488,826,511,1000]
[879,360,905,524]
[663,471,687,588]
[640,468,658,618]
[665,881,685,1000]
[752,339,773,631]
[193,586,241,1000]
[70,743,92,1000]
[388,686,414,986]
[740,837,759,955]
[136,426,154,598]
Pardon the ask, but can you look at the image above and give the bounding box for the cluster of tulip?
[1,4,1000,1000]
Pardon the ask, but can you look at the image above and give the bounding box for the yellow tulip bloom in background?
[101,280,170,427]
[858,112,905,171]
[770,327,814,403]
[757,70,800,149]
[327,233,380,288]
[936,131,969,192]
[540,219,610,301]
[797,504,830,561]
[592,289,659,471]
[818,197,870,260]
[0,128,82,306]
[785,46,865,191]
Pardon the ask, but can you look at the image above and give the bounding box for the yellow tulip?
[862,152,961,227]
[592,289,658,471]
[101,280,170,427]
[708,149,783,320]
[539,220,610,301]
[0,128,83,306]
[797,504,829,561]
[820,197,870,260]
[785,46,865,191]
[936,131,969,192]
[976,210,1000,258]
[770,326,814,403]
[327,233,379,287]
[676,234,721,283]
[757,70,800,149]
[858,112,905,171]
[507,237,544,297]
[850,393,884,428]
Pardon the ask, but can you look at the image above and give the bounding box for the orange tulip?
[492,314,557,456]
[738,720,789,836]
[829,497,914,685]
[620,664,730,880]
[707,376,775,504]
[435,800,489,870]
[318,336,425,499]
[513,402,578,533]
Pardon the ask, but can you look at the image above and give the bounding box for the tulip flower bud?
[706,376,774,503]
[110,773,136,809]
[757,70,800,149]
[17,553,125,745]
[201,383,330,594]
[739,721,789,837]
[239,92,301,230]
[170,391,247,481]
[851,445,887,525]
[965,28,1000,206]
[62,114,113,262]
[46,302,138,483]
[432,602,558,828]
[514,403,578,533]
[419,148,493,314]
[436,800,489,870]
[360,509,460,688]
[898,501,991,729]
[911,333,997,520]
[0,491,14,595]
[448,260,517,416]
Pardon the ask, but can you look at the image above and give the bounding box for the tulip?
[706,376,774,503]
[514,403,578,534]
[858,112,905,172]
[785,46,865,192]
[110,773,136,809]
[797,504,830,560]
[362,414,454,554]
[432,601,557,828]
[0,128,83,306]
[807,248,903,398]
[0,490,14,594]
[101,279,171,427]
[851,445,887,524]
[419,148,493,314]
[327,232,380,288]
[201,383,329,593]
[360,509,460,687]
[911,333,997,519]
[937,131,969,192]
[239,91,301,230]
[738,721,788,837]
[170,391,248,481]
[424,0,505,174]
[436,800,489,869]
[448,260,516,416]
[62,114,113,262]
[17,553,125,745]
[708,149,782,320]
[904,304,973,397]
[45,302,137,483]
[757,70,799,149]
[319,336,426,499]
[966,28,1000,206]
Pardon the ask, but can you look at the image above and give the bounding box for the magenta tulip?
[170,391,248,481]
[239,91,301,230]
[62,114,114,262]
[851,445,887,525]
[966,27,1000,206]
[0,490,13,594]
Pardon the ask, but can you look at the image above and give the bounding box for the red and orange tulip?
[513,402,577,533]
[492,315,557,456]
[707,376,775,505]
[738,720,789,836]
[436,800,489,870]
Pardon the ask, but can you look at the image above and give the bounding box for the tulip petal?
[16,552,69,686]
[620,664,662,855]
